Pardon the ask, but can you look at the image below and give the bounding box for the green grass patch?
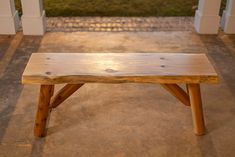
[15,0,226,17]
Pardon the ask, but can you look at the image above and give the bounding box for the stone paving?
[1,31,235,157]
[46,17,194,32]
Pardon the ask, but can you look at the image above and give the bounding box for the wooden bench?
[22,53,219,137]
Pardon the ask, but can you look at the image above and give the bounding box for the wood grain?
[50,84,84,108]
[161,84,190,106]
[22,53,219,84]
[188,84,205,135]
[34,85,54,137]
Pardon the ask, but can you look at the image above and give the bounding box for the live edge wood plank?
[22,53,219,85]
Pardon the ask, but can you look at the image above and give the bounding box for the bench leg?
[187,84,205,135]
[34,85,54,137]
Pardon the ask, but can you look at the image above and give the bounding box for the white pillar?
[21,0,46,35]
[0,0,19,34]
[221,0,235,34]
[194,0,222,34]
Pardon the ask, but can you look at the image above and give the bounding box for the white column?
[194,0,222,34]
[0,0,19,34]
[21,0,46,35]
[221,0,235,34]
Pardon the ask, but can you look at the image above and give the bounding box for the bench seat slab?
[22,53,219,85]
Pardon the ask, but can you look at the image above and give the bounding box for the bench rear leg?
[187,84,205,135]
[34,85,54,137]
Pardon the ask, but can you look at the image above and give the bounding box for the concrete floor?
[0,30,235,157]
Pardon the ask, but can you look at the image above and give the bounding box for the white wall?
[0,0,19,34]
[21,0,46,35]
[221,0,235,34]
[194,0,222,34]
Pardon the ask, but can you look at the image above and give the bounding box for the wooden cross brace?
[50,84,84,109]
[34,83,205,137]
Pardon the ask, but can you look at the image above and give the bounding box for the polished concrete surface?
[0,31,235,157]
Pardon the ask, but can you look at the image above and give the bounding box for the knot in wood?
[105,68,118,73]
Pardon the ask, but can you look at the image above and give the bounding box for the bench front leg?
[187,84,205,135]
[34,85,54,137]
